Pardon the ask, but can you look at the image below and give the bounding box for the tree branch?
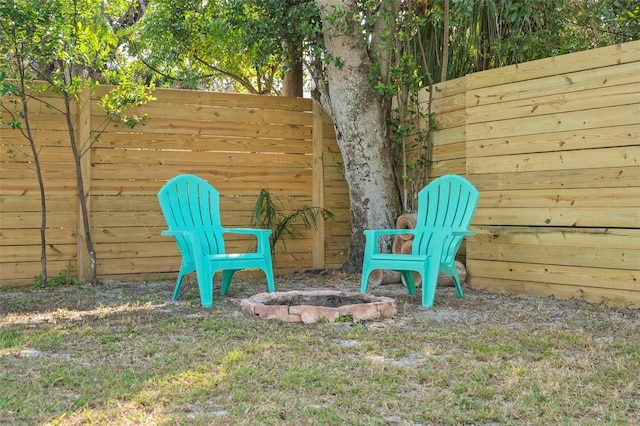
[193,53,259,94]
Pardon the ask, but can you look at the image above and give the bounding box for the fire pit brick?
[241,290,397,324]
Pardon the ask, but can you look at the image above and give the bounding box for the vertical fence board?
[312,101,326,269]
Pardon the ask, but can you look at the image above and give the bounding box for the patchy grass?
[1,274,638,425]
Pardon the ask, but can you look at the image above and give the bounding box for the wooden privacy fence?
[421,40,639,308]
[0,88,351,285]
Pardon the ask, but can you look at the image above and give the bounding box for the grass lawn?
[1,273,639,425]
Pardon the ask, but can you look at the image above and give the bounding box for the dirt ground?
[2,271,638,335]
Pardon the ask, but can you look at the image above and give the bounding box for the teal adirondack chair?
[360,175,479,307]
[158,174,275,307]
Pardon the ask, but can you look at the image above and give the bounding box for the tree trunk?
[441,0,450,81]
[282,40,304,97]
[24,99,48,286]
[63,92,97,284]
[315,0,401,272]
[17,80,48,285]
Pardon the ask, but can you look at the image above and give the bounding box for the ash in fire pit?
[262,294,376,308]
[241,290,396,324]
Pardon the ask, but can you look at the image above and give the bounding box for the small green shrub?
[33,264,77,287]
[251,189,334,254]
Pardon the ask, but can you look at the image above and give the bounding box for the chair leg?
[421,263,440,308]
[452,271,464,299]
[195,263,214,308]
[442,263,464,299]
[173,271,185,301]
[401,271,417,296]
[173,261,192,301]
[220,270,236,295]
[264,269,276,293]
[262,256,275,293]
[360,268,371,293]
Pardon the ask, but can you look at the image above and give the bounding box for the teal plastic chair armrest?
[223,228,272,236]
[364,229,417,238]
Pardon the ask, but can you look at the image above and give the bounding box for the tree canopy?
[415,0,640,83]
[129,0,321,94]
[121,0,640,92]
[4,0,637,93]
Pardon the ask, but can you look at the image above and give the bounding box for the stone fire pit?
[241,290,397,324]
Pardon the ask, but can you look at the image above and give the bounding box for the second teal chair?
[158,174,275,307]
[360,175,479,307]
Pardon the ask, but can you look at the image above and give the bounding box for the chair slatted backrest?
[413,175,479,264]
[158,174,226,257]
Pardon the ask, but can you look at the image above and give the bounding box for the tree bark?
[17,79,48,285]
[315,0,401,272]
[64,92,97,284]
[282,40,304,97]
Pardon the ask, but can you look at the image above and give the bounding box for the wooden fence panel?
[320,109,351,269]
[464,40,640,308]
[419,80,467,180]
[0,94,79,283]
[1,88,351,285]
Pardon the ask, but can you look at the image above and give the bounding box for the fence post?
[76,88,92,281]
[312,101,325,269]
